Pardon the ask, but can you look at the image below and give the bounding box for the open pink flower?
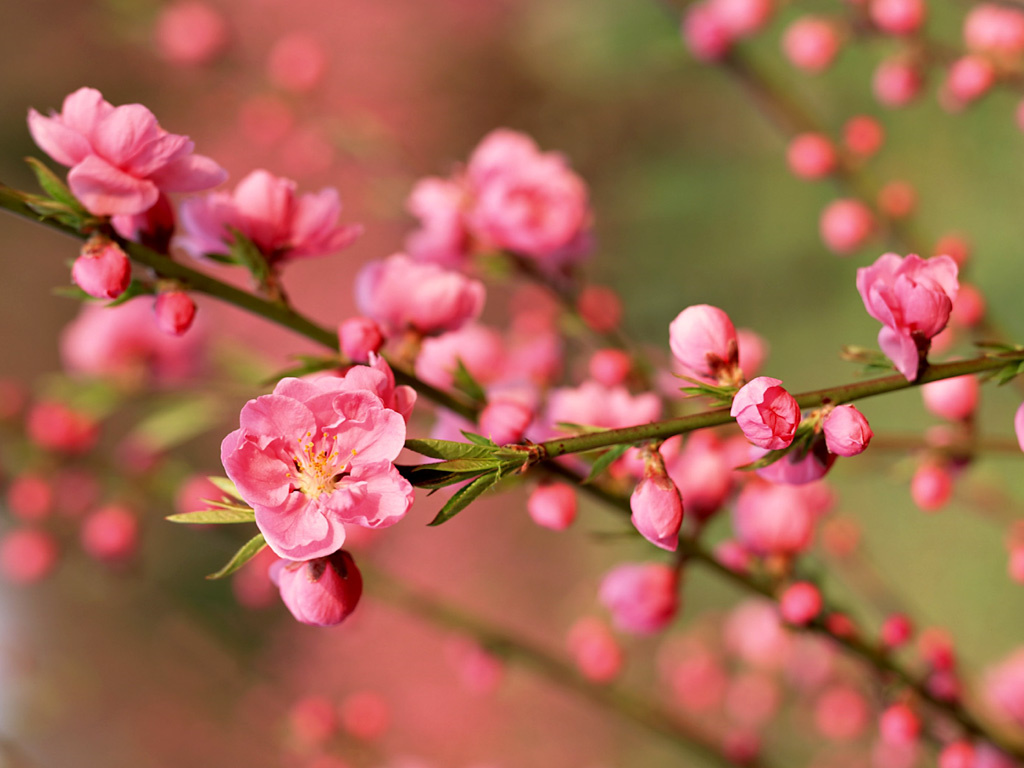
[856,253,959,380]
[178,169,362,264]
[28,87,226,216]
[355,253,485,335]
[221,376,413,561]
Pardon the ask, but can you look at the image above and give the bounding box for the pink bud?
[815,685,869,741]
[782,17,841,73]
[567,617,623,683]
[944,56,996,108]
[712,0,773,37]
[0,528,59,584]
[881,613,914,648]
[154,291,196,336]
[878,180,916,219]
[267,33,327,93]
[820,199,875,255]
[922,375,979,421]
[730,377,801,450]
[732,482,817,557]
[73,238,131,299]
[338,316,384,363]
[844,115,886,158]
[478,398,532,446]
[26,401,98,454]
[446,638,505,694]
[527,482,577,531]
[874,58,924,107]
[939,741,975,768]
[822,404,873,456]
[724,670,780,727]
[919,626,956,670]
[271,550,363,627]
[964,4,1024,57]
[1009,546,1024,584]
[911,462,954,512]
[779,581,822,624]
[1016,402,1024,452]
[787,133,838,179]
[869,0,926,35]
[669,304,740,384]
[154,1,229,66]
[879,703,921,745]
[81,504,139,563]
[339,691,390,741]
[935,233,971,266]
[821,516,861,558]
[682,3,735,62]
[599,562,679,634]
[630,474,684,552]
[6,473,54,522]
[950,283,986,328]
[588,349,632,386]
[577,285,622,333]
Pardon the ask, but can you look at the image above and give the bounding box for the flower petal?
[68,155,160,216]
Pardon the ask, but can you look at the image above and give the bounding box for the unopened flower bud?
[339,316,384,363]
[922,375,979,421]
[881,613,914,648]
[154,290,197,336]
[911,461,953,512]
[879,703,921,745]
[0,528,59,584]
[630,474,684,552]
[73,237,131,299]
[669,304,740,384]
[779,581,822,625]
[567,617,623,683]
[822,404,873,456]
[599,562,679,634]
[527,482,577,531]
[81,504,139,563]
[271,550,363,627]
[478,398,532,446]
[731,377,801,450]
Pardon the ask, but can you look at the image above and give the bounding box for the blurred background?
[2,0,1024,766]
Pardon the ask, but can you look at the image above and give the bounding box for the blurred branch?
[368,566,770,768]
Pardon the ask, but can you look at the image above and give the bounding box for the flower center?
[289,430,356,499]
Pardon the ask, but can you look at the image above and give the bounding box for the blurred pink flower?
[599,562,679,634]
[28,87,226,216]
[221,376,413,560]
[178,168,361,264]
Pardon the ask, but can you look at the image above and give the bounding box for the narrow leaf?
[428,472,499,526]
[167,507,256,524]
[206,533,267,580]
[396,464,483,490]
[404,438,494,461]
[207,476,244,501]
[25,157,84,211]
[425,458,501,474]
[227,228,271,284]
[452,358,486,403]
[734,447,791,471]
[461,431,498,448]
[584,444,631,484]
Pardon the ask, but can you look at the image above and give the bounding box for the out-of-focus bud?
[527,482,577,531]
[154,290,197,336]
[599,562,679,634]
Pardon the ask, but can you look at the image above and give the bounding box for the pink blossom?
[221,376,413,560]
[6,474,54,522]
[964,4,1024,57]
[815,685,869,741]
[154,291,197,336]
[0,528,59,584]
[1015,402,1024,452]
[984,648,1024,726]
[287,695,338,747]
[26,401,98,454]
[478,398,532,446]
[753,439,836,484]
[939,742,975,768]
[414,324,504,390]
[878,180,916,220]
[28,87,226,216]
[881,613,914,648]
[724,599,791,669]
[72,237,131,299]
[178,169,361,265]
[339,691,391,741]
[879,703,921,745]
[664,431,733,520]
[731,377,801,450]
[724,670,780,727]
[267,33,327,93]
[844,116,886,158]
[271,550,363,627]
[338,317,384,364]
[921,375,979,421]
[943,56,996,109]
[355,254,486,336]
[869,0,926,35]
[669,304,741,384]
[335,354,417,425]
[911,462,953,512]
[822,404,873,456]
[547,380,661,432]
[711,0,773,37]
[950,283,986,327]
[577,285,622,333]
[787,133,838,180]
[80,504,139,563]
[154,1,229,66]
[682,3,735,62]
[466,129,592,260]
[599,562,679,634]
[732,481,817,556]
[588,349,632,386]
[856,253,959,380]
[61,297,205,385]
[527,482,577,531]
[779,581,822,624]
[405,176,471,268]
[567,617,623,683]
[630,475,684,552]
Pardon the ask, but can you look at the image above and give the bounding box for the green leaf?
[25,157,84,211]
[427,457,501,474]
[404,438,494,461]
[206,533,267,580]
[583,443,631,484]
[227,228,271,284]
[428,471,499,526]
[166,506,256,524]
[207,476,244,501]
[734,447,792,471]
[452,358,486,403]
[460,431,497,448]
